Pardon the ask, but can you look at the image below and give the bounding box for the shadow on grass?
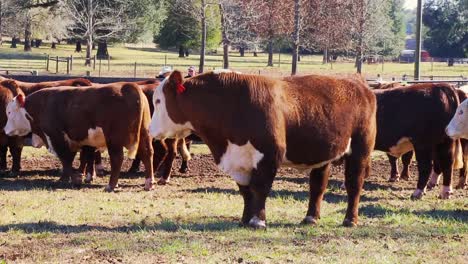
[359,204,468,223]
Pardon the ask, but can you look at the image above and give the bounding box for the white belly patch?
[64,127,107,152]
[388,137,413,157]
[282,138,352,171]
[31,134,45,148]
[218,141,264,186]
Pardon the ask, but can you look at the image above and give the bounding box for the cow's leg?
[400,151,413,180]
[456,139,467,189]
[435,139,455,199]
[78,149,86,175]
[105,145,123,192]
[137,129,154,191]
[387,154,400,182]
[81,146,96,184]
[94,151,104,176]
[128,155,141,173]
[303,163,331,225]
[245,156,278,229]
[179,138,192,173]
[411,147,432,199]
[238,184,253,226]
[157,138,176,185]
[0,144,7,173]
[8,136,23,177]
[343,153,369,227]
[428,152,442,190]
[153,140,167,174]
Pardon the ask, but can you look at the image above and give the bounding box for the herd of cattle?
[0,72,466,229]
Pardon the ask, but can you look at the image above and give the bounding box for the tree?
[423,0,467,58]
[0,0,21,45]
[291,0,302,75]
[64,0,127,65]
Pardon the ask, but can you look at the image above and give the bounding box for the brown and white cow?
[149,71,377,228]
[373,83,462,199]
[3,82,154,191]
[0,78,92,176]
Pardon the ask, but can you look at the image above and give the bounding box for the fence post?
[164,55,167,66]
[56,56,59,74]
[107,56,110,71]
[134,62,137,78]
[46,54,49,71]
[99,59,102,77]
[431,57,434,72]
[70,55,73,71]
[93,55,96,70]
[66,57,70,75]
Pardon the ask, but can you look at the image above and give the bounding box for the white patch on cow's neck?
[388,137,413,157]
[282,138,352,171]
[218,141,264,186]
[149,78,194,139]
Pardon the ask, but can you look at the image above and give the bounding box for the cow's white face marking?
[218,141,264,186]
[282,138,352,171]
[31,134,45,148]
[149,78,193,140]
[388,137,413,157]
[446,99,468,139]
[4,98,31,137]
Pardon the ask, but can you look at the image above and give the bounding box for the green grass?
[1,42,466,79]
[0,146,466,263]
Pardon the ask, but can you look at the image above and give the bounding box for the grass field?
[0,42,467,80]
[0,146,466,263]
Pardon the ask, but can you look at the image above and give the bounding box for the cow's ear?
[0,80,21,96]
[168,70,185,94]
[16,94,25,107]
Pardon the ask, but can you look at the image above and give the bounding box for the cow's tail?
[122,83,146,159]
[439,84,463,169]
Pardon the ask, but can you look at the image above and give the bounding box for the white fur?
[149,78,194,140]
[388,137,414,157]
[248,216,266,228]
[439,185,453,199]
[31,134,45,148]
[429,170,441,187]
[282,138,352,171]
[45,134,57,156]
[64,127,107,151]
[218,141,264,186]
[213,69,242,74]
[4,98,32,137]
[446,99,468,139]
[412,188,426,199]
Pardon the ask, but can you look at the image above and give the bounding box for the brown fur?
[160,71,376,227]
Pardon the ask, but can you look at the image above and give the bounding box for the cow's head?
[3,83,32,137]
[149,70,193,140]
[446,99,468,139]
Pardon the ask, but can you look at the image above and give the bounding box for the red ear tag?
[177,84,186,94]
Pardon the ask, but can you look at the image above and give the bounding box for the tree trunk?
[267,40,274,67]
[24,13,32,52]
[85,35,92,66]
[0,14,3,46]
[96,40,109,59]
[219,3,229,69]
[199,0,206,73]
[253,51,258,57]
[291,0,301,75]
[185,49,190,57]
[51,42,56,49]
[75,41,82,52]
[239,47,245,57]
[10,37,17,48]
[322,48,328,64]
[178,46,185,57]
[35,39,41,48]
[356,39,363,74]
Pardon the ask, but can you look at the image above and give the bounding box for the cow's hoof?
[455,182,466,190]
[400,172,410,181]
[157,178,169,185]
[340,182,346,190]
[389,176,400,182]
[411,189,425,200]
[426,181,437,191]
[438,186,453,199]
[84,172,94,184]
[248,216,266,229]
[302,216,319,225]
[104,185,115,192]
[96,164,105,176]
[342,219,357,227]
[144,178,154,191]
[179,167,189,174]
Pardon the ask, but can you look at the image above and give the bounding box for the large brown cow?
[0,78,92,176]
[4,82,154,191]
[149,71,376,228]
[373,83,462,199]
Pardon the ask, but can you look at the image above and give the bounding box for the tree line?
[0,0,466,74]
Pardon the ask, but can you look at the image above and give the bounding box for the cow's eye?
[7,112,10,115]
[155,99,161,104]
[460,110,464,115]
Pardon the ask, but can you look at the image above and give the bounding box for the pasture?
[1,43,467,80]
[0,146,466,263]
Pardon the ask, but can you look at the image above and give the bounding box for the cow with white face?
[4,94,31,137]
[149,70,377,229]
[446,99,468,139]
